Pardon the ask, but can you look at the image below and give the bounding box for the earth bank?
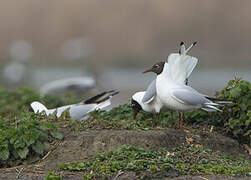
[0,128,250,180]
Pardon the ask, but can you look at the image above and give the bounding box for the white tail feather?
[205,105,222,112]
[204,102,220,106]
[185,42,197,54]
[201,108,217,112]
[30,101,48,114]
[214,101,233,104]
[179,44,186,55]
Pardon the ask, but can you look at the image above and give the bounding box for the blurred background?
[0,0,251,105]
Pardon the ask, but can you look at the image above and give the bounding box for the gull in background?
[39,76,96,95]
[30,90,119,120]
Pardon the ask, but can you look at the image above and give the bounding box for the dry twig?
[113,170,124,180]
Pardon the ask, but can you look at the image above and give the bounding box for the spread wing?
[69,104,96,120]
[167,53,198,83]
[84,90,119,104]
[142,79,156,104]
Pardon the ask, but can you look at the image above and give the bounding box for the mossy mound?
[52,144,251,179]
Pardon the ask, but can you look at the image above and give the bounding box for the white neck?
[159,62,173,81]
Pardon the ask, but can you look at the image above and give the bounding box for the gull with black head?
[144,42,231,128]
[131,78,163,127]
[141,42,198,128]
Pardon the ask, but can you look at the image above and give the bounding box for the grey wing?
[69,104,95,120]
[142,79,156,103]
[171,87,210,106]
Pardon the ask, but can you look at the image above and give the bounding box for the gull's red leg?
[177,112,181,129]
[181,112,185,129]
[170,111,174,128]
[153,113,158,128]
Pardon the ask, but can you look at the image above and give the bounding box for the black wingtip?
[180,41,185,46]
[192,41,197,46]
[107,90,115,93]
[111,91,119,96]
[84,90,119,104]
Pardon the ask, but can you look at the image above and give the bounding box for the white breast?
[143,95,162,113]
[133,91,162,113]
[156,73,199,112]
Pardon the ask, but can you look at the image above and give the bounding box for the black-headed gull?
[144,42,230,128]
[39,77,95,95]
[30,90,119,120]
[131,79,163,127]
[132,42,199,127]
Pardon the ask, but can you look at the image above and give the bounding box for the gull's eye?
[153,64,159,68]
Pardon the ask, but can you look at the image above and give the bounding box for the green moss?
[58,145,251,179]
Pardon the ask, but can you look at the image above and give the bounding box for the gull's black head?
[143,61,165,75]
[131,99,142,120]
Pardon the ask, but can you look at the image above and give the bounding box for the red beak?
[143,69,152,73]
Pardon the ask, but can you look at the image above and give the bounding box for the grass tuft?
[58,145,251,179]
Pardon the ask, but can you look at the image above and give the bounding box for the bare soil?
[0,128,250,180]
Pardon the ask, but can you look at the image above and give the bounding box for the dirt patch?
[0,128,250,180]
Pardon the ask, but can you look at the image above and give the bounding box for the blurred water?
[1,67,250,106]
[99,68,250,90]
[98,68,251,106]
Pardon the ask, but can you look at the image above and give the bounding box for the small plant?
[175,77,251,145]
[44,171,62,180]
[0,111,63,167]
[0,87,78,168]
[212,77,251,144]
[58,145,251,179]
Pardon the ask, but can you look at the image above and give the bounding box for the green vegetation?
[58,144,251,179]
[0,111,63,167]
[89,78,251,145]
[0,87,77,168]
[84,104,158,130]
[0,78,250,170]
[213,77,251,144]
[185,77,251,144]
[0,87,78,118]
[44,171,63,180]
[86,103,178,130]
